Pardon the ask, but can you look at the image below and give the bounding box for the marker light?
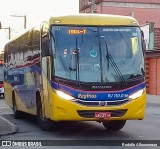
[54,20,61,23]
[131,21,137,24]
[56,90,74,100]
[129,89,144,100]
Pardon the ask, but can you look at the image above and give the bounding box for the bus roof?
[5,13,139,46]
[49,13,139,26]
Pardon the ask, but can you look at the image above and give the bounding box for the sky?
[0,0,79,51]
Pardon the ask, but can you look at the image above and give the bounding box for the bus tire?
[36,97,54,131]
[12,92,21,119]
[102,120,126,131]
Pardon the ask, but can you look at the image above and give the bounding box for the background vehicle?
[0,59,4,98]
[4,14,146,131]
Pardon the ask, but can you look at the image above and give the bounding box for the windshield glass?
[51,26,144,83]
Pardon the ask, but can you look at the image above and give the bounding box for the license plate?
[95,112,111,118]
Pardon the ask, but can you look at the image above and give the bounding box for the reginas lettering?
[78,94,97,99]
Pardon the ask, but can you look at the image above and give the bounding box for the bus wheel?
[36,99,55,131]
[12,94,21,119]
[102,120,126,131]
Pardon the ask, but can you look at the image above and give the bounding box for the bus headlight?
[56,90,74,100]
[129,89,144,100]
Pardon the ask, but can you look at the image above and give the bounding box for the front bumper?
[49,91,146,121]
[0,87,4,96]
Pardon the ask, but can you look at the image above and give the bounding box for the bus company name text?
[78,94,97,99]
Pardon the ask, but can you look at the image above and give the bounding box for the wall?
[101,6,160,28]
[80,0,160,28]
[154,28,160,50]
[145,57,160,95]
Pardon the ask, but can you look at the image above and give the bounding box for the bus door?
[41,50,51,117]
[41,23,51,117]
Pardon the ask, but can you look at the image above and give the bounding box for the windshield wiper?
[69,37,80,85]
[127,74,144,80]
[69,67,76,71]
[109,55,127,86]
[76,37,80,85]
[103,39,110,71]
[104,40,127,86]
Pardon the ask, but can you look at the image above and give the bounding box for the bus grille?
[75,99,129,106]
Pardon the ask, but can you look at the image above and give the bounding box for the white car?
[0,86,4,98]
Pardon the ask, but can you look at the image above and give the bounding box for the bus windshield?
[51,26,144,83]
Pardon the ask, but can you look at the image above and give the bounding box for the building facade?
[80,0,160,28]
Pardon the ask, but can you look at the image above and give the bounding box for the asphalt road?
[0,95,160,149]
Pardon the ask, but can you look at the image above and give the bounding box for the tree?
[0,51,4,60]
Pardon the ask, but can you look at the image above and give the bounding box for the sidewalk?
[0,94,159,136]
[0,98,17,136]
[147,94,160,105]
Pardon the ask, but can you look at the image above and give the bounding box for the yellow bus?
[4,14,146,131]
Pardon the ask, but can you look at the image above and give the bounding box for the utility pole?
[0,24,11,40]
[3,27,11,40]
[10,15,27,29]
[91,0,96,13]
[88,0,97,13]
[24,15,26,29]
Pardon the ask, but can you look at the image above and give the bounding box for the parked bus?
[0,59,4,98]
[4,14,146,131]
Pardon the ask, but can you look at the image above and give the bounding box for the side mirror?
[42,39,51,57]
[142,39,146,52]
[140,30,146,52]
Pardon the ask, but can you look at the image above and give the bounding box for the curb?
[0,115,18,136]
